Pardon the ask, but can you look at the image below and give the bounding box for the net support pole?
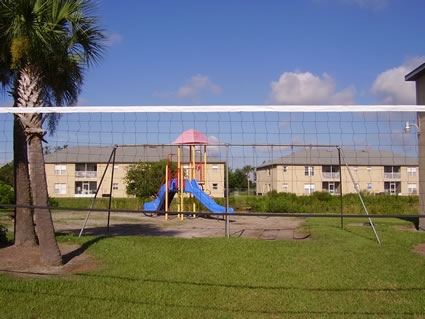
[417,111,425,231]
[79,146,117,237]
[338,146,343,229]
[107,145,118,232]
[225,143,230,238]
[340,149,381,244]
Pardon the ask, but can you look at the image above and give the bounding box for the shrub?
[312,191,334,202]
[0,182,14,206]
[0,225,8,246]
[49,197,59,207]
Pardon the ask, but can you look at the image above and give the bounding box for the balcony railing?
[384,173,401,179]
[322,172,340,179]
[75,171,97,178]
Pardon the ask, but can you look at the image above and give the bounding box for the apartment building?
[256,149,418,196]
[44,145,226,198]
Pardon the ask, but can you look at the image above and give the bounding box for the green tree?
[242,165,254,195]
[228,168,247,190]
[0,0,105,265]
[126,160,176,199]
[0,162,14,208]
[0,161,13,186]
[0,182,14,206]
[43,144,68,155]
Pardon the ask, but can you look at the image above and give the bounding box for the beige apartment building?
[256,148,418,196]
[44,145,226,199]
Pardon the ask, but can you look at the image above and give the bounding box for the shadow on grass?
[397,216,420,230]
[60,235,107,265]
[2,284,423,317]
[77,272,425,293]
[57,223,186,238]
[57,223,194,266]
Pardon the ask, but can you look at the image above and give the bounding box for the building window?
[305,166,314,176]
[75,181,97,196]
[112,183,119,190]
[282,183,288,191]
[304,184,315,194]
[367,183,372,190]
[283,166,287,172]
[114,165,119,170]
[367,167,372,172]
[54,164,67,175]
[267,169,271,176]
[75,163,97,178]
[407,167,417,177]
[408,183,417,194]
[54,183,67,195]
[212,165,219,170]
[212,183,218,190]
[353,167,358,172]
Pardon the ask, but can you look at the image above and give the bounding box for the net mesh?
[0,105,421,201]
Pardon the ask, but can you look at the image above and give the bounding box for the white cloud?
[106,32,123,46]
[177,75,222,98]
[206,135,223,157]
[269,71,355,105]
[313,0,388,10]
[370,57,425,105]
[339,0,388,9]
[76,97,88,106]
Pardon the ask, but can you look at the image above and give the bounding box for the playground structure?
[143,129,234,219]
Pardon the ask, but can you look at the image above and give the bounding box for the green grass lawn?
[1,217,425,318]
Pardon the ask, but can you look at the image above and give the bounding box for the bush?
[0,182,14,206]
[0,225,8,246]
[49,197,59,207]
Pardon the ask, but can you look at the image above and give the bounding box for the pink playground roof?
[172,129,209,145]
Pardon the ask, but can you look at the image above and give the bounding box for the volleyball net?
[0,105,421,202]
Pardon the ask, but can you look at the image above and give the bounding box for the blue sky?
[73,0,425,106]
[1,0,425,166]
[1,0,424,106]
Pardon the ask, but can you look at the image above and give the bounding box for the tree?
[0,161,13,186]
[241,165,254,195]
[0,162,14,211]
[0,0,105,265]
[126,160,176,199]
[228,168,247,190]
[43,144,68,155]
[0,182,14,206]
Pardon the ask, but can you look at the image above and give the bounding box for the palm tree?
[0,4,36,247]
[0,0,105,265]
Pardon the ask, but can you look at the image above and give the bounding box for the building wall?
[45,162,225,199]
[417,76,425,104]
[256,164,419,196]
[205,163,225,198]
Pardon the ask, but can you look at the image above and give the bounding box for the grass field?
[1,217,425,318]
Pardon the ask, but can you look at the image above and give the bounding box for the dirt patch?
[0,212,307,277]
[0,243,98,278]
[413,243,425,257]
[50,211,308,240]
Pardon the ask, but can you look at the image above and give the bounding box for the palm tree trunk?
[16,66,62,266]
[13,115,37,246]
[28,135,62,266]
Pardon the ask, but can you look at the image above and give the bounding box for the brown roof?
[257,148,417,168]
[405,63,425,82]
[44,145,224,164]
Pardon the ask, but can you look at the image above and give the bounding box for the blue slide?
[184,179,234,214]
[144,179,178,211]
[143,183,167,211]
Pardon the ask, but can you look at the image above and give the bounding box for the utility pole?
[406,63,425,231]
